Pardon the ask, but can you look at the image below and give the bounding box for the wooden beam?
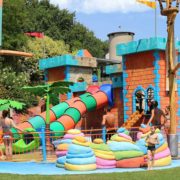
[158,0,164,11]
[0,49,33,57]
[172,62,180,73]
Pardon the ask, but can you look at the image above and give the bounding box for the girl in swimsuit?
[0,110,18,160]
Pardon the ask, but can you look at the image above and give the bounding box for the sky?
[50,0,180,41]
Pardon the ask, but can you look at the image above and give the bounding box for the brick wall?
[113,87,124,127]
[124,51,156,119]
[158,52,169,110]
[123,50,179,125]
[157,52,178,124]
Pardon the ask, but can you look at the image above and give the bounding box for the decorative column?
[158,0,179,156]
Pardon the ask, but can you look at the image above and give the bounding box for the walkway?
[0,160,180,175]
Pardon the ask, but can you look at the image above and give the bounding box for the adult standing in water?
[147,101,167,128]
[0,110,18,160]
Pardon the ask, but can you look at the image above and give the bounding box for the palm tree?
[23,81,73,153]
[0,99,25,111]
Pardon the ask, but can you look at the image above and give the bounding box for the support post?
[102,126,106,143]
[41,126,46,161]
[45,86,54,155]
[97,67,101,82]
[157,0,179,157]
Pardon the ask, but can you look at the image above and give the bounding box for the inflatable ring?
[65,163,96,171]
[68,144,92,154]
[155,143,168,154]
[90,143,110,151]
[96,157,116,166]
[74,136,86,143]
[97,165,116,169]
[72,139,90,147]
[153,155,171,167]
[66,156,96,165]
[93,138,104,144]
[108,141,141,151]
[57,156,66,164]
[155,142,168,153]
[118,133,132,141]
[59,139,72,144]
[63,133,84,139]
[114,151,144,160]
[66,151,94,159]
[57,144,69,151]
[67,129,81,135]
[111,135,134,143]
[56,150,67,157]
[94,152,115,160]
[56,163,64,168]
[149,148,170,160]
[116,156,144,168]
[93,149,114,156]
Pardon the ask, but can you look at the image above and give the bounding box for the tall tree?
[2,0,28,50]
[66,22,108,58]
[23,35,70,83]
[1,0,108,108]
[3,0,108,57]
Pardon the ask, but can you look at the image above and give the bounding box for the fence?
[0,127,141,162]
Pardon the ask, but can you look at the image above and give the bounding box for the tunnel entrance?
[23,133,34,144]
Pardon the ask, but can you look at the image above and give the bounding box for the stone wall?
[69,67,93,85]
[76,57,97,68]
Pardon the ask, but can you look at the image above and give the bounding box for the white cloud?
[50,0,150,14]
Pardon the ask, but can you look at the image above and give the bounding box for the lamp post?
[157,0,179,157]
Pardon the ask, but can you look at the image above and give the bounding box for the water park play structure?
[1,0,180,176]
[55,127,171,171]
[9,84,113,153]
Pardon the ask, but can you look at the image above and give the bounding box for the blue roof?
[117,37,180,56]
[39,54,78,70]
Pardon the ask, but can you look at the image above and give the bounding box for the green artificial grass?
[0,167,180,180]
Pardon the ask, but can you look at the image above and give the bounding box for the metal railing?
[0,126,164,162]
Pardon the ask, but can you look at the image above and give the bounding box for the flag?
[25,32,44,38]
[137,0,156,9]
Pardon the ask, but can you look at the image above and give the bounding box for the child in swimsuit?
[145,126,159,170]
